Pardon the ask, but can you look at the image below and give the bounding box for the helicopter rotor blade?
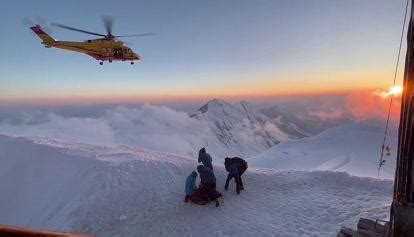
[102,16,113,36]
[121,40,135,46]
[52,23,106,37]
[114,33,154,38]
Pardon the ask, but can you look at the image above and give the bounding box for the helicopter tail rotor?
[23,17,53,33]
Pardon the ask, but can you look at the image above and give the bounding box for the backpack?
[232,157,248,172]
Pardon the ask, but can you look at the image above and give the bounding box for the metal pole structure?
[389,1,414,236]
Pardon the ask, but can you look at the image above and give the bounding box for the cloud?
[0,112,114,145]
[280,90,402,127]
[0,94,401,158]
[0,102,302,158]
[307,109,348,121]
[0,104,214,157]
[344,90,401,125]
[102,105,213,156]
[267,95,353,124]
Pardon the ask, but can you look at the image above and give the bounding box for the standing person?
[198,147,213,170]
[232,157,248,190]
[224,157,248,194]
[184,171,198,202]
[196,165,221,207]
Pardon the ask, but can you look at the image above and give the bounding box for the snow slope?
[249,124,398,179]
[0,135,393,236]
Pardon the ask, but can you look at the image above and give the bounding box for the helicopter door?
[107,48,113,57]
[102,48,111,57]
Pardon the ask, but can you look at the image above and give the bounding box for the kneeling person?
[184,171,198,202]
[193,165,221,206]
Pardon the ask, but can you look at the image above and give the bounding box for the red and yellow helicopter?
[30,17,152,65]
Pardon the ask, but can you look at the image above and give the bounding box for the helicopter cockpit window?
[123,48,128,54]
[114,49,122,57]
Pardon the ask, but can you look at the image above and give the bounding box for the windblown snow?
[0,135,393,236]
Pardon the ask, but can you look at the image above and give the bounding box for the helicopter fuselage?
[31,25,140,64]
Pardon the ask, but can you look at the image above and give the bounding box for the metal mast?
[389,1,414,235]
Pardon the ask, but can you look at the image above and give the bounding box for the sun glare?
[389,85,403,95]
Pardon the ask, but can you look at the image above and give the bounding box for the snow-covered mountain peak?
[193,99,263,123]
[187,99,329,157]
[194,99,240,118]
[189,99,284,157]
[208,98,228,107]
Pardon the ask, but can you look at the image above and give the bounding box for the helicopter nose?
[135,54,141,60]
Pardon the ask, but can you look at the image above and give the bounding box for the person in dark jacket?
[196,165,221,206]
[197,165,216,187]
[184,171,198,202]
[224,157,248,194]
[198,148,213,170]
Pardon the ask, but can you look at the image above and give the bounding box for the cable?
[377,0,410,179]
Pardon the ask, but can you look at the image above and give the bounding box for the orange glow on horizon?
[0,86,393,107]
[0,64,399,105]
[0,68,401,106]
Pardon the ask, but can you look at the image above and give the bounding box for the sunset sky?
[0,0,408,104]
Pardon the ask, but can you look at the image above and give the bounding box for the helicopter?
[30,17,152,65]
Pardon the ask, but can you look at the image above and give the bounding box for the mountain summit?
[191,99,319,157]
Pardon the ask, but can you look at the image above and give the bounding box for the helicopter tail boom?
[30,25,56,47]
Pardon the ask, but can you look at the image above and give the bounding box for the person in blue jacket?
[198,147,213,170]
[184,171,198,202]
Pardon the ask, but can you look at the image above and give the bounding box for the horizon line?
[0,87,389,107]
